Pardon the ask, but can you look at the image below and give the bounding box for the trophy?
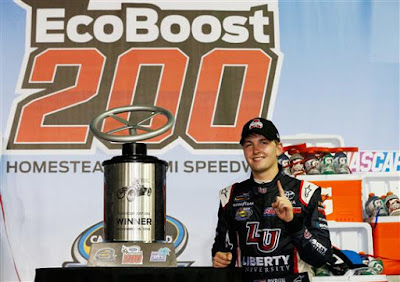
[87,105,177,267]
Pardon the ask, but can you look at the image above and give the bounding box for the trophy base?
[87,242,177,267]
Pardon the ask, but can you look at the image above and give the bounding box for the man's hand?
[212,251,232,268]
[271,180,294,222]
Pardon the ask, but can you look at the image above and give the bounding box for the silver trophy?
[88,105,177,267]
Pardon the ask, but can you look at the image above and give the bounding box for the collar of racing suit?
[249,165,284,195]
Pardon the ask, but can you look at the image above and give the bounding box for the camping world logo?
[8,0,281,151]
[63,215,190,266]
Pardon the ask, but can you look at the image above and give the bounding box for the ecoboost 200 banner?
[7,0,281,150]
[1,1,282,281]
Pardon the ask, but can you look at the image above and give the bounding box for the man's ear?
[276,141,283,157]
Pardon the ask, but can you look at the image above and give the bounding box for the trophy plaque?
[87,105,176,267]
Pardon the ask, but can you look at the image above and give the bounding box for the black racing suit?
[212,170,332,281]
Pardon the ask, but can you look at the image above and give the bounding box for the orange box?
[299,175,363,222]
[370,218,400,275]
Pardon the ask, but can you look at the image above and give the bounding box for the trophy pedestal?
[88,242,177,267]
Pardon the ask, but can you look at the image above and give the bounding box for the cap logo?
[249,119,263,130]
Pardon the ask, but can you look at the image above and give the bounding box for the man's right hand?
[212,251,232,268]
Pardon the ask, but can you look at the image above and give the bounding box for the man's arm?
[285,183,332,267]
[211,186,237,268]
[273,180,332,267]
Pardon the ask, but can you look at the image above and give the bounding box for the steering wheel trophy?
[87,105,177,267]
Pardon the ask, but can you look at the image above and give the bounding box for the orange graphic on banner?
[104,49,187,143]
[188,49,271,143]
[16,49,104,143]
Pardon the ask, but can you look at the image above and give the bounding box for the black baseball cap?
[240,117,280,145]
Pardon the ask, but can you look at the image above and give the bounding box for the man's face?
[242,133,283,178]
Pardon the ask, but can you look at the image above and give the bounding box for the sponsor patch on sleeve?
[220,185,233,208]
[293,207,302,214]
[300,181,319,206]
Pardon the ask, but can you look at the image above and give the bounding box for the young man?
[211,118,332,281]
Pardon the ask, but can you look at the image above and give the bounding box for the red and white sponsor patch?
[293,207,302,214]
[249,119,263,129]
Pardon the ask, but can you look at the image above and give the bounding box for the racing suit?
[212,170,332,280]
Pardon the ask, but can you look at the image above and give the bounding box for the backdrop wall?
[1,1,399,281]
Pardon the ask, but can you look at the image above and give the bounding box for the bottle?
[367,259,384,275]
[365,193,387,217]
[320,153,335,174]
[384,192,400,216]
[314,265,330,276]
[278,153,291,176]
[333,151,350,174]
[290,152,306,177]
[304,149,321,175]
[378,195,389,216]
